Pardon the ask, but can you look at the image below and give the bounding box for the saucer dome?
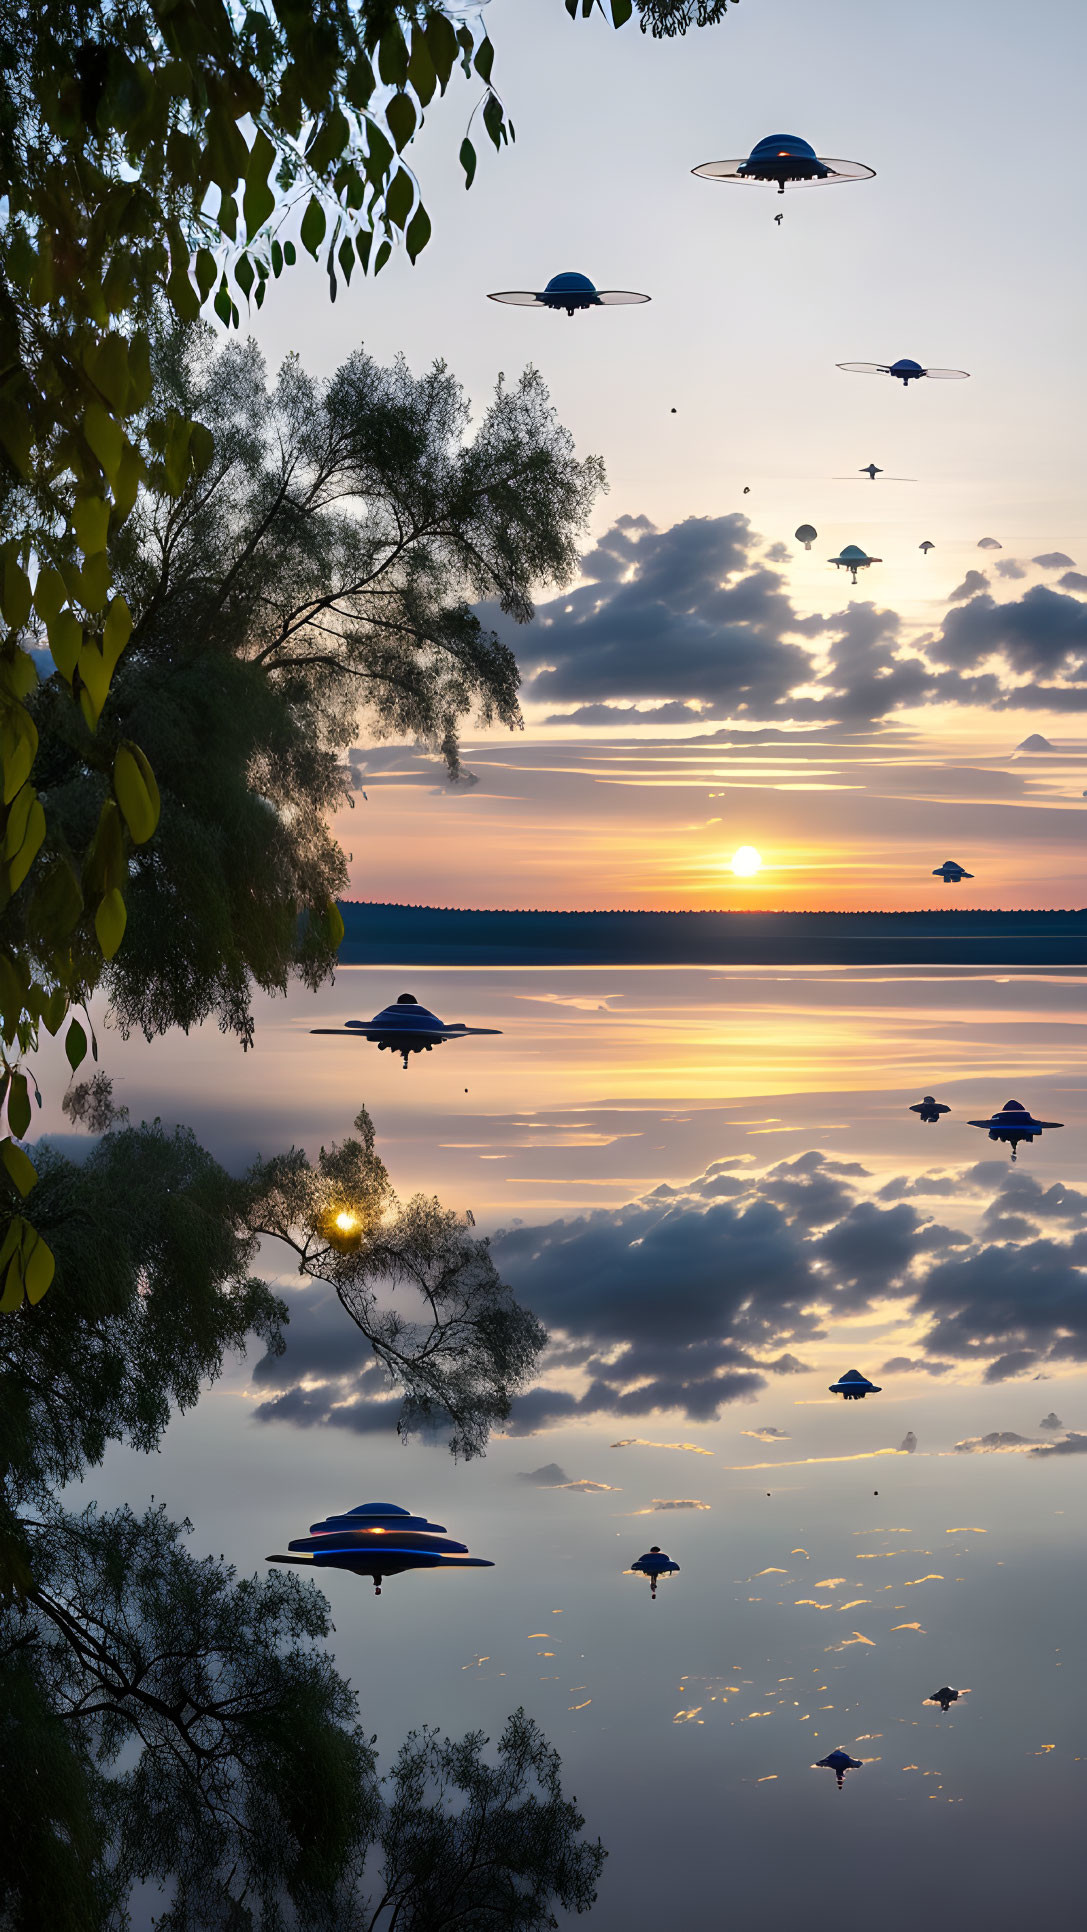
[693,133,874,191]
[488,271,650,315]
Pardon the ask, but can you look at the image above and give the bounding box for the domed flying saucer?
[693,133,874,194]
[268,1500,494,1597]
[629,1546,680,1600]
[815,1749,863,1789]
[488,271,650,316]
[837,357,969,384]
[910,1095,950,1124]
[311,993,501,1068]
[795,524,818,549]
[967,1100,1063,1162]
[828,544,880,584]
[920,540,935,554]
[933,859,973,882]
[829,1369,881,1400]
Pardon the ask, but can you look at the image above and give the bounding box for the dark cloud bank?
[251,1154,1087,1439]
[476,511,1087,725]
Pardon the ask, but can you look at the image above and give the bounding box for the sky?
[240,0,1087,911]
[44,9,1087,1922]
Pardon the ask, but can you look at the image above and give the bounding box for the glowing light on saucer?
[729,846,762,878]
[334,1211,359,1234]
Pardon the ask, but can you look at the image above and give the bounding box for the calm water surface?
[58,967,1087,1928]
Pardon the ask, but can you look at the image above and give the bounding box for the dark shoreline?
[337,903,1087,968]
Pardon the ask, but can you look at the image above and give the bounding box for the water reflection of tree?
[0,1120,599,1930]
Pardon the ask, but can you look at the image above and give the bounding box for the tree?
[374,1709,606,1931]
[246,1108,546,1460]
[98,330,600,1045]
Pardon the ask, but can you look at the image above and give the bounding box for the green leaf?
[283,240,296,265]
[243,129,278,236]
[7,1070,31,1139]
[0,555,32,630]
[1,1137,37,1197]
[474,37,495,83]
[610,0,634,24]
[405,203,431,263]
[113,742,160,844]
[385,167,414,230]
[482,92,507,153]
[83,403,124,483]
[235,254,255,299]
[65,1018,87,1072]
[300,196,326,258]
[94,886,128,960]
[459,137,477,189]
[22,1227,54,1304]
[386,92,417,152]
[195,248,218,300]
[72,496,110,557]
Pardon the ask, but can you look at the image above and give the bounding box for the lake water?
[61,965,1087,1928]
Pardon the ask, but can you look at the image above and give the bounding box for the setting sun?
[729,846,763,879]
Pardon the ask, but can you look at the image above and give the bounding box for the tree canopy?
[16,330,601,1049]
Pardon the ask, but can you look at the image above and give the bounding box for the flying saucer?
[795,524,818,549]
[967,1100,1063,1162]
[829,1369,881,1400]
[933,859,973,882]
[920,540,935,554]
[829,544,880,584]
[692,133,875,195]
[629,1546,680,1600]
[837,358,969,384]
[927,1686,960,1713]
[834,462,916,482]
[311,993,501,1068]
[488,271,649,317]
[815,1749,863,1789]
[910,1095,950,1124]
[977,537,1002,550]
[268,1501,494,1597]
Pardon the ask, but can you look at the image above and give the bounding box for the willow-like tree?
[16,329,602,1048]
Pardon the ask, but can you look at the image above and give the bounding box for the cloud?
[516,1463,570,1485]
[899,1431,918,1453]
[934,584,1087,684]
[1032,552,1076,569]
[1038,1411,1064,1431]
[556,1479,622,1493]
[635,1498,712,1511]
[740,1426,791,1442]
[948,570,989,601]
[953,1431,1039,1453]
[1030,1431,1087,1457]
[994,559,1027,580]
[517,513,826,720]
[1059,571,1087,593]
[610,1438,714,1454]
[880,1356,953,1376]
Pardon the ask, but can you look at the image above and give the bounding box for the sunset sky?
[240,0,1087,912]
